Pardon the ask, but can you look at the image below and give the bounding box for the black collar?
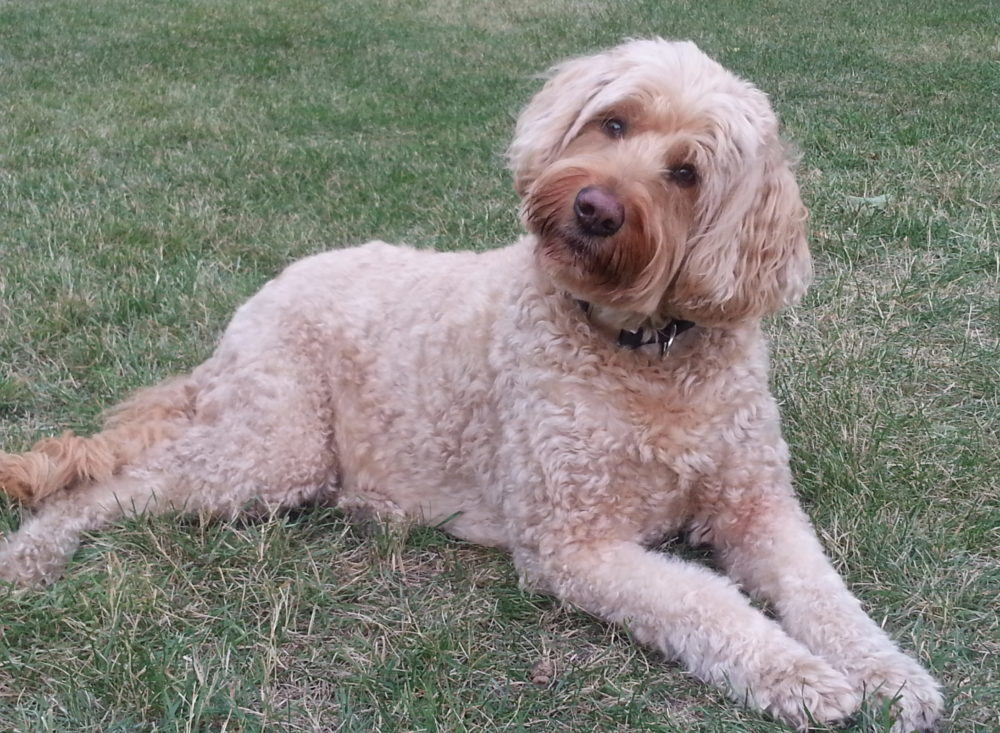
[576,300,695,356]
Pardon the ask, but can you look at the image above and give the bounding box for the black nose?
[573,186,624,237]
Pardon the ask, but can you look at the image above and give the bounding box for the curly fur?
[0,39,941,732]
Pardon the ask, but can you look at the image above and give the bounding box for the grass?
[1,0,997,730]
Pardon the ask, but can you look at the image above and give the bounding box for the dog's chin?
[546,227,598,261]
[536,227,601,278]
[534,228,637,309]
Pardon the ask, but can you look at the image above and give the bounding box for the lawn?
[1,0,997,731]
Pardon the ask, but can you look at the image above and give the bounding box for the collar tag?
[617,320,694,356]
[575,299,694,357]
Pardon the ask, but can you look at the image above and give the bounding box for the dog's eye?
[668,165,698,188]
[601,118,626,139]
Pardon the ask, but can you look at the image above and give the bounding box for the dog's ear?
[730,152,812,318]
[674,145,811,324]
[507,55,612,197]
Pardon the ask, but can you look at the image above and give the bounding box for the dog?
[0,39,942,732]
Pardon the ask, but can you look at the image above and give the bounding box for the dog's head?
[509,39,811,326]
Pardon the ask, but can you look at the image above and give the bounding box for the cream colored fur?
[0,39,941,732]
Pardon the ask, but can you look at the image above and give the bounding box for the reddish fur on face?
[510,47,811,326]
[521,131,697,316]
[523,165,661,293]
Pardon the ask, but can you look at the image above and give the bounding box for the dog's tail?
[0,375,197,506]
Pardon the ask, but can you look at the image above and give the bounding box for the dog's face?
[509,39,811,325]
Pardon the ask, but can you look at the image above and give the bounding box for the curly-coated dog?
[0,39,941,731]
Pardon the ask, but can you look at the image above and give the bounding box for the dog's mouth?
[537,225,610,271]
[558,228,598,258]
[524,202,588,255]
[539,225,629,291]
[527,203,614,261]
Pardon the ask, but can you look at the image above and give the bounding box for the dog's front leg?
[709,488,943,732]
[517,539,859,730]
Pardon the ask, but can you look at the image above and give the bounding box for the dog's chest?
[589,356,742,466]
[611,398,727,532]
[525,366,744,539]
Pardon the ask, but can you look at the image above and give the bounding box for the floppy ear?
[730,153,812,318]
[673,147,811,324]
[507,54,613,196]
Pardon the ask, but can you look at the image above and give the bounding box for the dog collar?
[576,300,695,356]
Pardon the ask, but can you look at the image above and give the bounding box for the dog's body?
[0,40,942,731]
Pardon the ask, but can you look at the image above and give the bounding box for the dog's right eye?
[601,118,626,139]
[669,165,698,188]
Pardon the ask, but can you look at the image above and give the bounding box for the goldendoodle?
[0,38,942,732]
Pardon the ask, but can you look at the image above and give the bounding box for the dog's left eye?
[668,165,698,188]
[601,118,626,139]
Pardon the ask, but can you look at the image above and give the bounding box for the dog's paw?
[849,651,943,733]
[753,653,862,730]
[0,546,37,588]
[0,528,69,588]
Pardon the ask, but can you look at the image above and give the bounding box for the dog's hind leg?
[0,359,339,587]
[0,472,173,585]
[0,376,196,505]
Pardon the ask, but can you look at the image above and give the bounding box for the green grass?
[1,0,997,730]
